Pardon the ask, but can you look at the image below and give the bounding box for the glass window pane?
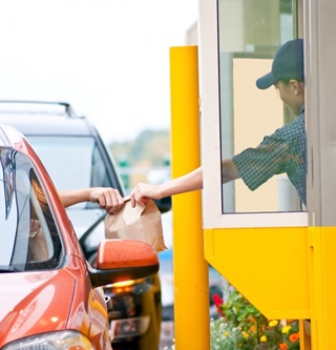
[28,136,112,209]
[0,149,63,271]
[218,0,305,214]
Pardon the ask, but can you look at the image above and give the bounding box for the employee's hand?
[130,183,162,207]
[89,187,124,214]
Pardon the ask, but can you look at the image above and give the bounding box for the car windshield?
[28,136,113,209]
[0,148,63,271]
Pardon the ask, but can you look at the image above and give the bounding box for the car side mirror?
[153,196,172,214]
[88,239,159,288]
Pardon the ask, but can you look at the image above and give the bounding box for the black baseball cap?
[256,38,304,90]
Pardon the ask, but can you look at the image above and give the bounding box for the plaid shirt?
[232,106,307,205]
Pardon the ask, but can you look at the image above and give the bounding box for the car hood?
[0,269,75,346]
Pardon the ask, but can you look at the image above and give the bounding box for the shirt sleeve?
[232,129,289,191]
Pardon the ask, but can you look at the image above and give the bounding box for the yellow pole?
[308,227,336,349]
[170,46,210,350]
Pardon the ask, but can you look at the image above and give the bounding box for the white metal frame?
[199,0,307,229]
[304,0,336,227]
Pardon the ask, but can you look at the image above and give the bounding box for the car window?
[27,136,112,209]
[0,148,63,271]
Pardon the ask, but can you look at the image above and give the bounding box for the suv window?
[0,149,63,271]
[28,136,112,209]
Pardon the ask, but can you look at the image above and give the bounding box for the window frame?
[199,0,308,228]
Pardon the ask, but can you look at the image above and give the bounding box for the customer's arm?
[59,187,124,214]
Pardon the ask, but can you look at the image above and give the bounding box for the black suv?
[0,100,165,350]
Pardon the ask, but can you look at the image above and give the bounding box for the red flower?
[250,325,256,333]
[279,343,288,350]
[212,294,224,317]
[212,294,223,307]
[289,332,300,342]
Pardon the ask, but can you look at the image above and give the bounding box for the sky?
[0,0,198,143]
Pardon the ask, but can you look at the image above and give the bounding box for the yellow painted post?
[308,227,336,349]
[170,46,210,350]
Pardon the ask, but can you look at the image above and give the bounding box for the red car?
[0,123,159,350]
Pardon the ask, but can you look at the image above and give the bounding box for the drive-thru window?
[171,1,336,349]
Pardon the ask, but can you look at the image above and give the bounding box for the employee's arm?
[221,159,240,183]
[130,166,203,206]
[130,160,240,207]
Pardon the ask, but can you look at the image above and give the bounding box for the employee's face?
[274,80,303,116]
[274,81,293,103]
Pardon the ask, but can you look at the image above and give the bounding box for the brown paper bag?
[104,198,167,253]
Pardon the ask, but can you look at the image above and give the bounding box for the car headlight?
[2,331,94,350]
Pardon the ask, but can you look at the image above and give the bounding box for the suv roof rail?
[0,100,84,119]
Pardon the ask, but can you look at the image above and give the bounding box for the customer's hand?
[89,187,124,214]
[28,220,49,262]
